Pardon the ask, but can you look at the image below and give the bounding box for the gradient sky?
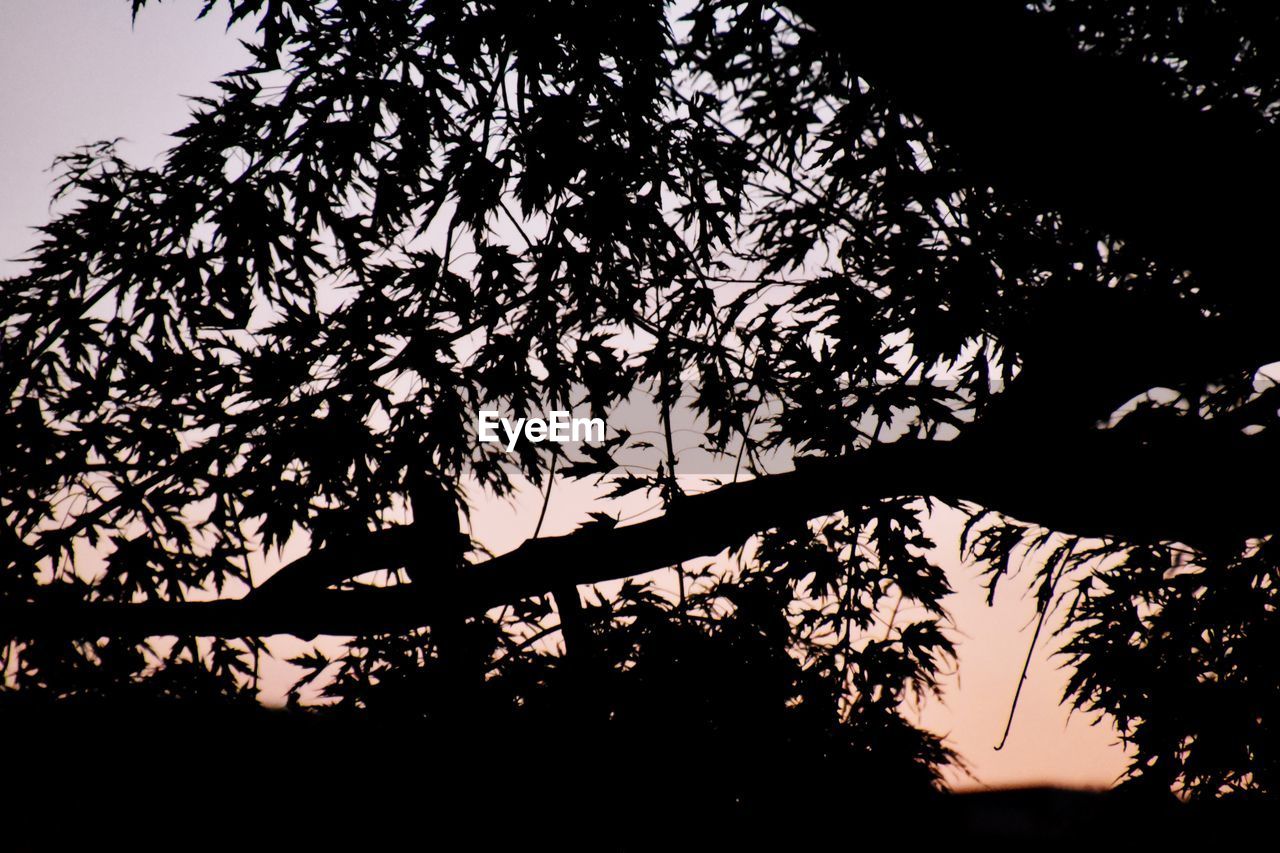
[0,0,1130,789]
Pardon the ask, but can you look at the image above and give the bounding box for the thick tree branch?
[5,428,1278,640]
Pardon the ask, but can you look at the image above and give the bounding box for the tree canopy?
[4,0,1280,813]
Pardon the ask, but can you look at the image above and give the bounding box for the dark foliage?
[4,0,1280,822]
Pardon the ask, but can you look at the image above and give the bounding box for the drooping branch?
[5,427,1278,640]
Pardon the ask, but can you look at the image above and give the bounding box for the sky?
[0,0,1131,790]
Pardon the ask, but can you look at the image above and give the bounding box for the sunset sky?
[0,0,1131,790]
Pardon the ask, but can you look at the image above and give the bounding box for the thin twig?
[994,539,1077,750]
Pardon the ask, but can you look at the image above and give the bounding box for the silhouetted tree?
[4,1,1280,827]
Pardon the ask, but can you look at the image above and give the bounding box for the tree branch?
[5,428,1277,640]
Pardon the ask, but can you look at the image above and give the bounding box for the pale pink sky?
[0,0,1129,789]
